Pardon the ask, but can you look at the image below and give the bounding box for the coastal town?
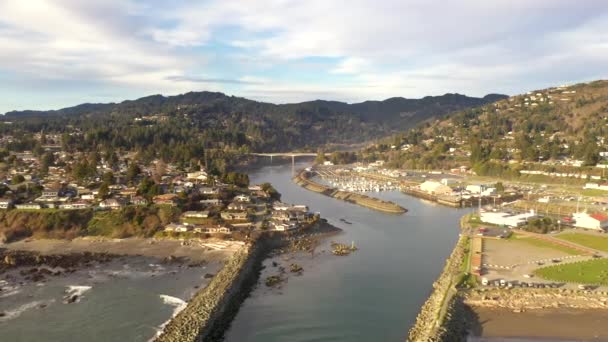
[0,142,322,243]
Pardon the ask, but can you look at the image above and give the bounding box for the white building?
[466,184,487,194]
[182,211,210,219]
[419,181,453,195]
[480,210,536,227]
[573,212,608,231]
[440,178,457,186]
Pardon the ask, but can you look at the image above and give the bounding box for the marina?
[313,168,401,193]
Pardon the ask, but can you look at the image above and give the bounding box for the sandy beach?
[1,237,241,263]
[468,307,608,341]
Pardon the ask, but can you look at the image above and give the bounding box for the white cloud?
[1,0,608,112]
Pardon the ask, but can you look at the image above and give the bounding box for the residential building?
[0,198,14,209]
[200,198,222,206]
[220,211,249,221]
[59,201,90,210]
[183,211,210,219]
[99,199,125,210]
[164,223,192,232]
[227,201,249,211]
[130,196,148,206]
[153,194,179,206]
[234,194,251,202]
[15,203,42,210]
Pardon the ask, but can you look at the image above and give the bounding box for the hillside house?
[234,194,251,203]
[183,211,210,219]
[59,201,90,210]
[153,194,179,206]
[130,196,148,206]
[15,203,42,210]
[99,199,125,210]
[227,201,249,211]
[220,211,249,221]
[0,198,14,209]
[200,198,222,206]
[164,223,192,232]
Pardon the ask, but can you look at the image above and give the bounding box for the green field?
[534,258,608,285]
[581,188,608,197]
[557,233,608,253]
[510,234,580,255]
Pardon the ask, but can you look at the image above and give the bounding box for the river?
[225,161,471,342]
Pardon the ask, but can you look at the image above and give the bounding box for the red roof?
[590,213,608,222]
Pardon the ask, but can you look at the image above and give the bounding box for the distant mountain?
[3,91,506,151]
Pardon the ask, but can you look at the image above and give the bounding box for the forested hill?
[369,79,608,175]
[3,91,505,152]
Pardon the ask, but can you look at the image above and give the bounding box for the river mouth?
[225,161,472,342]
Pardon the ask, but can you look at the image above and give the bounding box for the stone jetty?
[155,238,270,342]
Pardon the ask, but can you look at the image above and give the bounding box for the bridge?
[250,152,326,175]
[250,152,318,157]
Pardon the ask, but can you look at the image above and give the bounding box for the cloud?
[1,0,608,113]
[166,75,264,85]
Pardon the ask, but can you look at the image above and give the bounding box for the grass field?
[534,258,608,285]
[556,233,608,253]
[581,188,608,197]
[510,234,581,255]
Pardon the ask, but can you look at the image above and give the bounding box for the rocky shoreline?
[293,170,407,214]
[406,233,468,341]
[1,248,117,281]
[406,215,470,342]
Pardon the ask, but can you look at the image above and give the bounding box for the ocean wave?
[0,284,21,298]
[0,300,51,322]
[63,285,92,303]
[152,294,188,340]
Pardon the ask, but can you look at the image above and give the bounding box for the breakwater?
[155,236,272,342]
[406,215,469,342]
[293,170,407,214]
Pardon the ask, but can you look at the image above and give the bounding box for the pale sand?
[1,237,239,263]
[469,307,608,341]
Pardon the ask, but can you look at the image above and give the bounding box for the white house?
[234,194,251,203]
[164,223,192,232]
[182,211,210,219]
[0,198,14,209]
[573,212,608,231]
[186,171,208,182]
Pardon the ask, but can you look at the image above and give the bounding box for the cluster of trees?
[524,217,558,234]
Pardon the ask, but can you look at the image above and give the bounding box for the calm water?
[225,161,471,342]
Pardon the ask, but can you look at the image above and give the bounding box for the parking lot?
[480,236,594,289]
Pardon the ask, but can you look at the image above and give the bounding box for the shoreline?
[1,237,236,263]
[293,169,407,214]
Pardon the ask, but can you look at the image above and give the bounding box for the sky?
[1,0,608,114]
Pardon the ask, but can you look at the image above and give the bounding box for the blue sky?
[1,0,608,113]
